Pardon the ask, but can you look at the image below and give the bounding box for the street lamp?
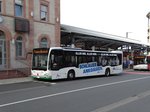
[126,32,132,38]
[146,12,150,27]
[126,32,132,51]
[126,32,132,57]
[146,12,150,43]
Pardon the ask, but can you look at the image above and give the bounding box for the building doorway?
[0,31,6,69]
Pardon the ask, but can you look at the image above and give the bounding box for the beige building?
[0,0,60,79]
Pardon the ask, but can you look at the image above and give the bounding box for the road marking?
[91,89,150,112]
[1,76,150,108]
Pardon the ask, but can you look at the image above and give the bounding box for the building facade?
[0,0,60,79]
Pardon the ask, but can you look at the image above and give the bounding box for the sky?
[60,0,150,44]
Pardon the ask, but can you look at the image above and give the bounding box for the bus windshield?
[50,50,63,70]
[32,54,48,70]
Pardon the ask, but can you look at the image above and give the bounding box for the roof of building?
[61,24,150,50]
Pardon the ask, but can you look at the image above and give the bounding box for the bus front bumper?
[31,71,52,80]
[31,75,52,80]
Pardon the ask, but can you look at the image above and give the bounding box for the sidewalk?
[123,68,134,72]
[0,77,33,85]
[124,68,150,72]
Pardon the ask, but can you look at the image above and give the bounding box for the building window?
[16,36,23,57]
[15,0,23,17]
[0,1,1,13]
[40,5,48,21]
[40,38,48,48]
[0,31,6,67]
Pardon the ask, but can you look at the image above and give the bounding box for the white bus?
[31,47,123,80]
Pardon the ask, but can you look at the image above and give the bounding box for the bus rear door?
[147,56,150,70]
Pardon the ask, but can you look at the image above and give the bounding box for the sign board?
[33,49,49,54]
[15,18,29,32]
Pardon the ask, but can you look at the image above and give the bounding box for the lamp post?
[126,32,132,52]
[125,32,133,67]
[146,12,150,43]
[126,32,132,38]
[146,12,150,27]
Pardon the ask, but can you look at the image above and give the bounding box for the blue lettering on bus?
[83,66,102,73]
[79,62,102,74]
[79,62,97,69]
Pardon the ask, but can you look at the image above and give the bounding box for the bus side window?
[64,52,75,67]
[116,56,119,65]
[51,54,57,69]
[71,56,76,66]
[77,56,82,64]
[87,56,92,63]
[65,55,72,67]
[50,54,63,70]
[110,57,115,66]
[99,56,102,66]
[117,54,122,65]
[107,57,111,66]
[102,57,107,66]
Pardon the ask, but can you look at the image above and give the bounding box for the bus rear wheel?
[105,68,110,77]
[67,71,75,80]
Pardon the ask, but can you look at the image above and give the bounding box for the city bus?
[133,55,150,71]
[31,47,123,80]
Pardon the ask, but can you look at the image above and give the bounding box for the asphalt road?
[0,71,150,112]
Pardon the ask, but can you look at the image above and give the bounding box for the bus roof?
[49,47,122,54]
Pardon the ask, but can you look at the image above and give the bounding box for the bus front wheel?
[67,70,75,80]
[105,68,110,77]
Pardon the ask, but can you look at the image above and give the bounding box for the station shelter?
[61,24,150,69]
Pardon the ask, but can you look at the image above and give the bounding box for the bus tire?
[105,68,110,77]
[67,70,75,80]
